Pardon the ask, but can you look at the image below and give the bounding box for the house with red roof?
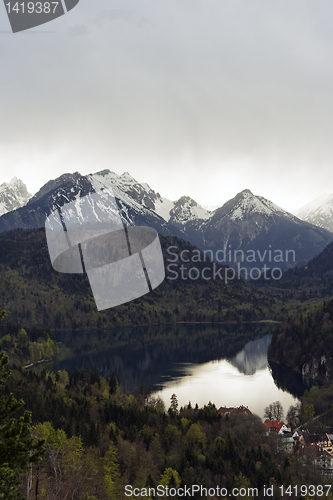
[263,419,291,435]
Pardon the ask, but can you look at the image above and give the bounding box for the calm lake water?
[46,323,306,419]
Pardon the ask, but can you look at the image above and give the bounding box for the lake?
[46,322,306,419]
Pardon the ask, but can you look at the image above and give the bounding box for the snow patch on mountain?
[153,197,174,222]
[228,189,298,222]
[294,193,331,217]
[294,193,333,232]
[0,177,31,216]
[88,169,208,224]
[89,170,155,215]
[169,196,210,226]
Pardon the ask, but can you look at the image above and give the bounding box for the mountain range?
[1,170,332,271]
[187,189,333,270]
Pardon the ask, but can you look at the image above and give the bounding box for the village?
[218,405,333,475]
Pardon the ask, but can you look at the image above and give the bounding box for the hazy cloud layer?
[0,0,332,211]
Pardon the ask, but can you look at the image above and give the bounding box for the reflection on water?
[228,335,272,375]
[44,323,306,418]
[268,360,307,399]
[153,356,303,419]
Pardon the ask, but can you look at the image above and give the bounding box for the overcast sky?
[1,0,333,212]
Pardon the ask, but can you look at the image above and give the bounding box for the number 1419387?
[6,2,59,14]
[280,485,332,496]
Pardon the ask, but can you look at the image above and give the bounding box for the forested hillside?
[0,229,281,330]
[3,360,331,499]
[268,296,333,384]
[255,239,333,300]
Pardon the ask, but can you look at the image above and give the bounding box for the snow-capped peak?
[9,176,20,186]
[0,178,32,216]
[294,193,333,218]
[226,189,297,222]
[294,193,333,232]
[88,170,211,224]
[89,170,161,214]
[169,195,210,225]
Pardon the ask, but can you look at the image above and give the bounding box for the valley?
[2,170,333,497]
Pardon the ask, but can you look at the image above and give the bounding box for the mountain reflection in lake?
[228,335,272,375]
[47,323,305,418]
[154,337,304,419]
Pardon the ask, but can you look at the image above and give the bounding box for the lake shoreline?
[52,319,281,334]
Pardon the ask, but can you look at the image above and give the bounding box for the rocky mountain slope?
[0,171,182,237]
[197,189,333,271]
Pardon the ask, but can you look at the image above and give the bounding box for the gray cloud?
[68,23,90,36]
[0,0,332,211]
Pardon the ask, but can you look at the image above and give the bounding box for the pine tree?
[0,352,45,499]
[168,393,178,416]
